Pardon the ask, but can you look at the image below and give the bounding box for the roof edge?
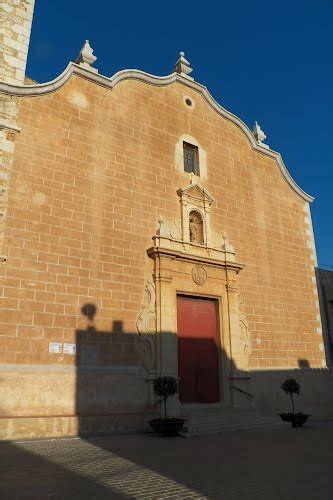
[0,62,314,203]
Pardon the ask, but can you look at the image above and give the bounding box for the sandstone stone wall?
[1,75,323,368]
[0,0,35,297]
[0,73,327,437]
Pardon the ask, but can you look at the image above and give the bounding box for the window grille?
[183,142,199,175]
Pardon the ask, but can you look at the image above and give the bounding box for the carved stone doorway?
[138,181,252,414]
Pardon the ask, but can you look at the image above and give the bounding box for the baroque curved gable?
[0,62,313,203]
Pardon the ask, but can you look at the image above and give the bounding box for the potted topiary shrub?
[149,376,186,436]
[278,378,310,427]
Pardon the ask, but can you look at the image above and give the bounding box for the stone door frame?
[147,244,245,415]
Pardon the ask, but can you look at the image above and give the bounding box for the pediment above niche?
[176,180,215,205]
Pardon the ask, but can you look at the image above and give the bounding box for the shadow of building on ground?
[3,420,333,499]
[0,440,125,499]
[1,300,333,499]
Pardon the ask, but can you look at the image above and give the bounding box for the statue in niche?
[189,210,204,245]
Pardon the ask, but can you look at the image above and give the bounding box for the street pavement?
[0,421,332,499]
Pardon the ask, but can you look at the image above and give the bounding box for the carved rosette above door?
[143,181,251,405]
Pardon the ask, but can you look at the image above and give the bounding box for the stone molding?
[0,363,146,374]
[147,245,244,273]
[0,62,313,202]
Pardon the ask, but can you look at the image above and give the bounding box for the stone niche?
[137,179,252,411]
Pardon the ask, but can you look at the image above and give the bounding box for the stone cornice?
[147,245,245,273]
[0,62,313,202]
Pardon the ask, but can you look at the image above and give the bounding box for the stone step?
[180,407,280,437]
[183,414,268,425]
[183,420,278,431]
[184,419,278,430]
[186,413,275,423]
[180,421,282,437]
[185,415,278,426]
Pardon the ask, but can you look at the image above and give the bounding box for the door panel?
[197,343,220,403]
[178,338,198,403]
[177,295,220,403]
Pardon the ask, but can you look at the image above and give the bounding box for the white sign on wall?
[63,343,76,355]
[49,342,62,354]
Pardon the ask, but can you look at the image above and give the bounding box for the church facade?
[0,1,329,439]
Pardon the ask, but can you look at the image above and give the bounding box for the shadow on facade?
[52,302,333,499]
[74,303,333,440]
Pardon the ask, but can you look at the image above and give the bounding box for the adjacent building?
[317,268,333,366]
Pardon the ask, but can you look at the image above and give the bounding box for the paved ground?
[1,421,333,499]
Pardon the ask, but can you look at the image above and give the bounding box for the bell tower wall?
[0,0,35,85]
[0,0,35,261]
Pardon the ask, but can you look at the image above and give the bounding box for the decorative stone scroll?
[237,294,252,372]
[136,281,157,371]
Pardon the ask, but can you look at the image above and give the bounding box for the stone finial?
[189,172,196,184]
[173,51,194,80]
[75,40,98,73]
[252,121,269,149]
[222,234,235,254]
[157,215,165,236]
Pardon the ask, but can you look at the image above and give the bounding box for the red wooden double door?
[177,295,220,403]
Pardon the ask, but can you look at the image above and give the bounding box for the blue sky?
[27,0,333,268]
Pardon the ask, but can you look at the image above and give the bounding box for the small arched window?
[189,211,204,245]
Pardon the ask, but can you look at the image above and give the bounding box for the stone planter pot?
[149,418,186,436]
[278,413,310,427]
